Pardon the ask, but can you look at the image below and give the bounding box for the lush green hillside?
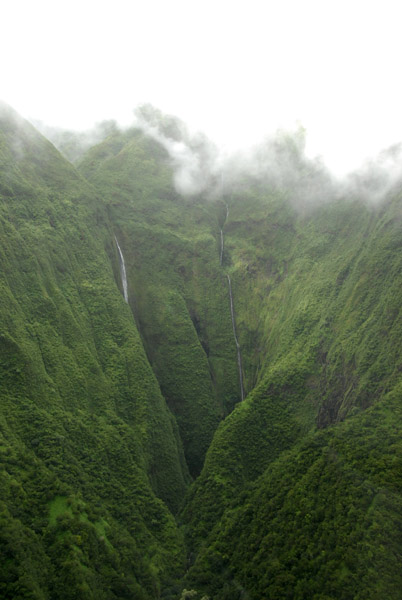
[2,104,402,599]
[180,173,402,597]
[0,104,189,599]
[185,389,402,599]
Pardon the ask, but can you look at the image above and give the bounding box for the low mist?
[30,102,402,209]
[133,104,220,196]
[32,119,120,164]
[134,104,402,210]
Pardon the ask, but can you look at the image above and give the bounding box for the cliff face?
[180,189,402,599]
[2,105,402,599]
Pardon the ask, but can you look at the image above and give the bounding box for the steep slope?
[180,176,402,597]
[0,104,188,599]
[186,390,402,599]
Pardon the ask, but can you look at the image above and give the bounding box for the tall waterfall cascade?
[220,202,229,266]
[220,198,245,401]
[226,274,245,401]
[115,236,129,303]
[219,229,224,266]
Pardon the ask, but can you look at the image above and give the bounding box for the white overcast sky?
[2,0,402,174]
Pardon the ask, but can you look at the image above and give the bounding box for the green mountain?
[0,103,188,599]
[1,103,402,599]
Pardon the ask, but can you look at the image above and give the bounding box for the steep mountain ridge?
[0,104,188,599]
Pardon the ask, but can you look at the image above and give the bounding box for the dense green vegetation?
[1,102,402,599]
[185,390,402,599]
[0,104,188,598]
[180,150,402,598]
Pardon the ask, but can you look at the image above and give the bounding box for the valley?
[1,103,402,599]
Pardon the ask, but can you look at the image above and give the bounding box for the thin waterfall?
[220,229,224,266]
[220,201,229,265]
[219,196,245,401]
[226,274,245,401]
[115,236,129,303]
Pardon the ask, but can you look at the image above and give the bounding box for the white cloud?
[2,0,402,175]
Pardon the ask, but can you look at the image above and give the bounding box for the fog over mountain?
[3,0,402,176]
[32,101,402,210]
[3,1,402,595]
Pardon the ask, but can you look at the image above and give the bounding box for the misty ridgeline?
[37,102,402,206]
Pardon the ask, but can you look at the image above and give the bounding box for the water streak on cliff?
[115,236,129,303]
[226,274,245,401]
[220,229,224,266]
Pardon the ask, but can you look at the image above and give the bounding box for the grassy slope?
[181,179,402,598]
[0,105,188,599]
